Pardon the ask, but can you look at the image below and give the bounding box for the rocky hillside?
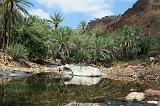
[87,15,121,31]
[87,0,160,35]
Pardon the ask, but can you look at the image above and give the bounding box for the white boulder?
[64,64,102,77]
[126,92,145,101]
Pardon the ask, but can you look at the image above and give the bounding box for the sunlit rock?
[126,92,145,101]
[64,76,101,86]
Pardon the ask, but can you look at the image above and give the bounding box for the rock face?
[87,15,121,31]
[87,0,160,35]
[122,0,160,17]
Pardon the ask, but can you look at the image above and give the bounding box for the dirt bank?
[0,52,50,73]
[101,63,160,81]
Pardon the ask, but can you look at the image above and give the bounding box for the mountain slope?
[87,0,160,35]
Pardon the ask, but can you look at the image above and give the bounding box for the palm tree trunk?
[2,16,8,52]
[7,0,14,48]
[1,1,13,51]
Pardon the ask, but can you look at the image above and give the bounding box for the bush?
[116,25,147,59]
[49,27,75,60]
[7,43,29,59]
[72,48,91,63]
[11,16,49,58]
[87,36,118,63]
[66,25,148,63]
[149,33,160,51]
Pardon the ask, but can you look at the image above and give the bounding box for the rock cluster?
[101,61,160,81]
[126,89,160,105]
[101,63,147,81]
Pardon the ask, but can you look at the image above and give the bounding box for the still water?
[0,75,159,106]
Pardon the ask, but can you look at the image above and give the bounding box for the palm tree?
[119,25,144,59]
[48,12,64,29]
[0,0,32,51]
[51,27,74,60]
[78,21,87,34]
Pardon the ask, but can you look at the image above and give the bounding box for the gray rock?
[63,64,102,77]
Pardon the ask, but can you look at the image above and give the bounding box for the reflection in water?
[64,76,101,86]
[0,76,159,106]
[0,70,32,78]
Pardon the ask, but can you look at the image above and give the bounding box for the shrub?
[90,26,106,37]
[149,33,160,51]
[116,25,147,59]
[50,27,75,60]
[72,48,91,63]
[6,43,29,59]
[11,16,49,58]
[88,36,119,63]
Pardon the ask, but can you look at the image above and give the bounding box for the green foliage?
[11,16,49,57]
[149,33,160,51]
[69,33,92,63]
[49,27,75,60]
[87,36,117,62]
[48,12,64,28]
[116,25,147,59]
[78,21,87,34]
[6,43,28,59]
[91,26,106,37]
[0,0,32,50]
[47,25,148,64]
[0,3,156,65]
[72,48,91,63]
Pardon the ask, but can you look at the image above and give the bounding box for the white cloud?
[29,8,50,19]
[37,0,113,18]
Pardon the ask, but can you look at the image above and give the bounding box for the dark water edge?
[0,76,159,106]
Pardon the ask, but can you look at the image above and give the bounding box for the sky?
[28,0,138,28]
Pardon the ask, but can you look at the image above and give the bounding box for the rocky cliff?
[87,0,160,35]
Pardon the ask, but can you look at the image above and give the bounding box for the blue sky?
[28,0,137,28]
